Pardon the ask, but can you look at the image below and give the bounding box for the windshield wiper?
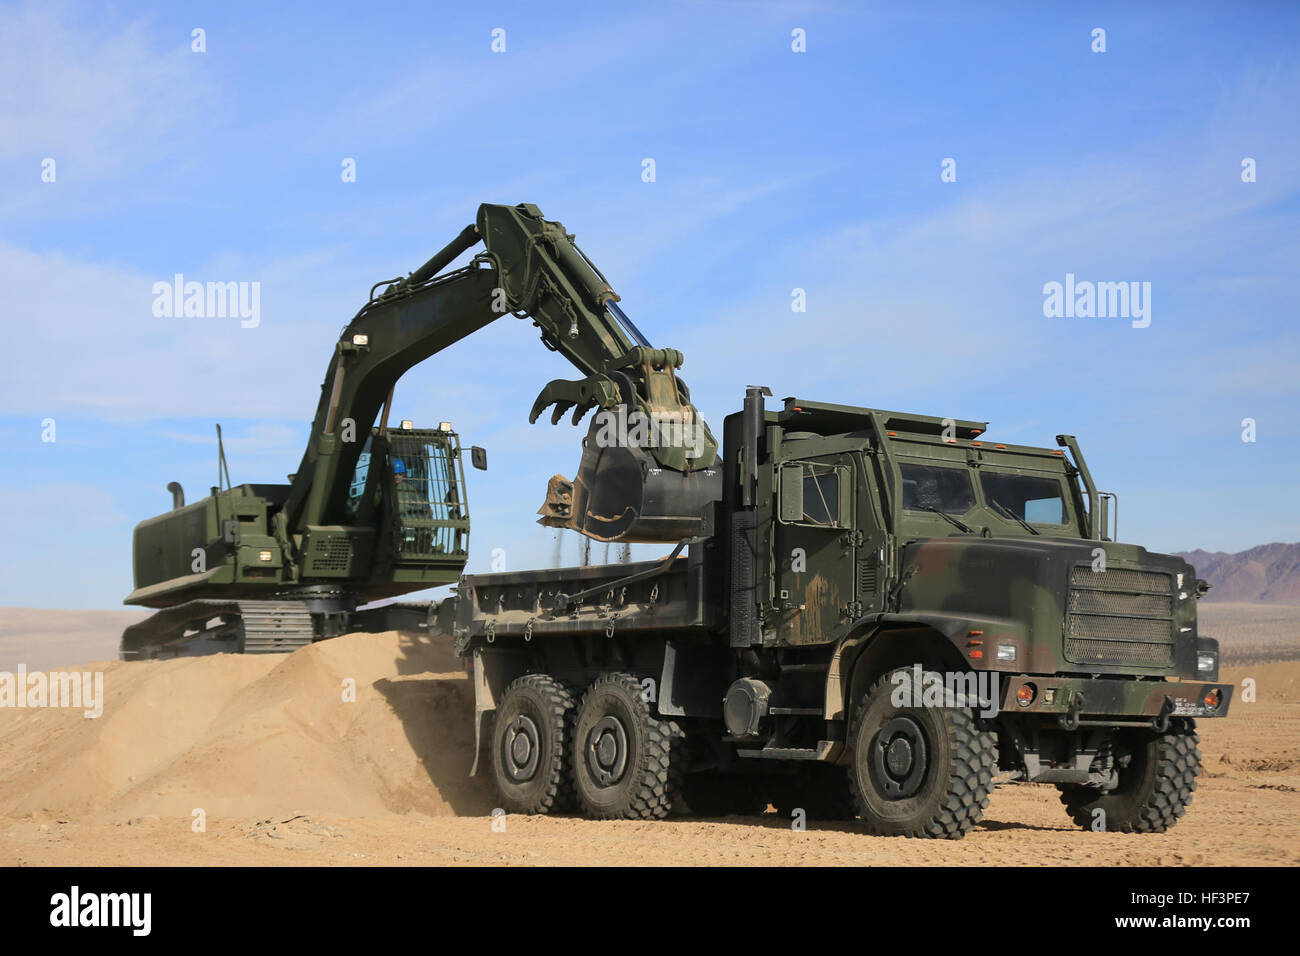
[913,505,974,534]
[989,499,1040,535]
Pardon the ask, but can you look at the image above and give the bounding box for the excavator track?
[120,599,315,660]
[236,602,317,655]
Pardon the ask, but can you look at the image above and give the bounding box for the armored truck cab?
[455,388,1230,837]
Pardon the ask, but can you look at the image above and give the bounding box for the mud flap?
[470,708,485,777]
[468,648,527,776]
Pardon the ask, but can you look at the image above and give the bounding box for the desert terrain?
[0,606,1296,867]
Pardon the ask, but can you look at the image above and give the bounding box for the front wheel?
[847,667,997,839]
[1058,718,1201,833]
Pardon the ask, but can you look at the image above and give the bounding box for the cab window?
[979,472,1067,525]
[900,462,974,514]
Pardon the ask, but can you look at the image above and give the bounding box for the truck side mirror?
[471,446,488,471]
[1097,491,1117,541]
[778,463,803,523]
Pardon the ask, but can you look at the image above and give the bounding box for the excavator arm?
[284,203,720,543]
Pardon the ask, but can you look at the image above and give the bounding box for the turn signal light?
[1016,683,1036,707]
[1203,688,1222,711]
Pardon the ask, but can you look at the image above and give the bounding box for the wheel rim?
[870,715,929,799]
[502,714,542,783]
[585,714,630,787]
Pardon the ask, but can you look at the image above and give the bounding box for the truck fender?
[657,640,726,718]
[823,630,872,721]
[469,649,527,776]
[824,613,994,720]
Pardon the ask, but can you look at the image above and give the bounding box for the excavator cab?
[386,426,470,560]
[342,424,472,565]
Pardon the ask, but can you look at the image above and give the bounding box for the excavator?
[120,203,720,659]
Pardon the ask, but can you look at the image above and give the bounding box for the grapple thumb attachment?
[536,416,722,543]
[529,376,622,427]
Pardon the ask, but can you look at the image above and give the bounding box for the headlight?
[996,644,1017,662]
[1197,652,1217,674]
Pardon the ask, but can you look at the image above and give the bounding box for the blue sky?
[2,0,1298,609]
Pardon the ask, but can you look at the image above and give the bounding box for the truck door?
[771,457,857,646]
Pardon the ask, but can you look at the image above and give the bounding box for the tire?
[678,772,767,818]
[571,672,683,820]
[1058,718,1201,833]
[490,674,578,815]
[768,764,857,821]
[847,666,997,838]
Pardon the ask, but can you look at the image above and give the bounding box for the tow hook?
[1058,691,1086,731]
[1152,695,1175,733]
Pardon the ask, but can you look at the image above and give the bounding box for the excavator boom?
[122,202,722,658]
[287,202,719,541]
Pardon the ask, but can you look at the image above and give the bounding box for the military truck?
[454,387,1231,837]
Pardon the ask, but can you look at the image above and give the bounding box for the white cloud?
[0,2,212,212]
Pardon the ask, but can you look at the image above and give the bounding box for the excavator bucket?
[537,416,722,542]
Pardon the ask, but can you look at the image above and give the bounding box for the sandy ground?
[0,619,1296,866]
[0,607,148,672]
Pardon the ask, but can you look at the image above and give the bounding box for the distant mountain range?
[1175,543,1300,605]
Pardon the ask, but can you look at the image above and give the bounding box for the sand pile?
[0,631,494,822]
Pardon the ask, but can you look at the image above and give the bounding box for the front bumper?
[1000,674,1232,723]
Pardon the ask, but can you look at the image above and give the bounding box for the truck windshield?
[979,472,1067,525]
[900,463,975,515]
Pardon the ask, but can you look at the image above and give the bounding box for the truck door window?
[803,470,839,525]
[899,462,974,514]
[779,462,848,527]
[979,472,1067,525]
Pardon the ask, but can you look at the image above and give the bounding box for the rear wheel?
[572,672,683,820]
[847,667,996,838]
[490,674,578,815]
[1058,718,1201,833]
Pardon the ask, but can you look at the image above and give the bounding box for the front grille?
[1072,567,1168,594]
[1065,638,1174,667]
[1065,566,1174,667]
[1068,588,1171,617]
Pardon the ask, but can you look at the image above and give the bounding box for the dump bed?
[453,543,721,650]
